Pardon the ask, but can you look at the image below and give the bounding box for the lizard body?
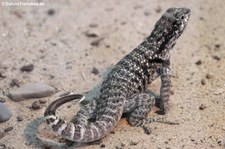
[44,7,191,143]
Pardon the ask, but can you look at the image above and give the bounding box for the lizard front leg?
[158,65,171,114]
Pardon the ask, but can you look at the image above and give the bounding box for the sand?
[0,0,225,148]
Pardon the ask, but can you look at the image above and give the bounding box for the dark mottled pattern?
[44,7,191,143]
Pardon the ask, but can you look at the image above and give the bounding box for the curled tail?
[44,94,122,143]
[44,93,123,143]
[44,94,87,142]
[44,94,84,117]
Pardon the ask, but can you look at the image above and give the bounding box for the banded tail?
[44,94,122,143]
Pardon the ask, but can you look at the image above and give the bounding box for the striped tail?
[44,94,123,143]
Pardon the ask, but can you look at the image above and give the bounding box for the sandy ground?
[0,0,225,148]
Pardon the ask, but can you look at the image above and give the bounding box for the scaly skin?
[44,7,191,143]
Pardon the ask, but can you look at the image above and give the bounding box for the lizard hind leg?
[124,93,178,134]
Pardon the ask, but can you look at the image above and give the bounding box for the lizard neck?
[144,19,178,61]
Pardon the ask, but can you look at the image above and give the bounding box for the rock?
[17,116,23,122]
[91,67,100,75]
[206,73,213,79]
[212,55,220,61]
[90,38,104,47]
[199,104,206,110]
[20,64,34,72]
[195,60,202,65]
[0,103,12,122]
[47,8,55,16]
[4,126,13,132]
[10,79,20,87]
[9,83,55,101]
[201,79,206,85]
[31,101,41,110]
[84,30,99,38]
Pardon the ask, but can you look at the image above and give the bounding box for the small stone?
[17,116,23,122]
[199,104,206,110]
[47,9,55,16]
[201,79,206,85]
[212,55,220,61]
[9,83,55,101]
[39,99,47,104]
[0,103,12,122]
[195,60,202,65]
[91,67,100,75]
[217,140,222,146]
[20,64,34,72]
[206,74,213,79]
[10,79,20,87]
[31,101,41,110]
[4,126,13,132]
[170,90,174,95]
[84,30,99,38]
[215,44,221,48]
[130,140,139,146]
[100,144,106,148]
[90,38,103,47]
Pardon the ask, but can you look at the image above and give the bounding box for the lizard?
[44,7,191,143]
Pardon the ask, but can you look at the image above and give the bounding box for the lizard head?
[164,7,191,39]
[151,8,191,60]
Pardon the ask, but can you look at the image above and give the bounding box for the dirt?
[0,0,225,148]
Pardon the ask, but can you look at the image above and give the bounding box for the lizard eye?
[181,16,185,20]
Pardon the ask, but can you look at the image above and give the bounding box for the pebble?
[20,64,34,72]
[199,104,206,110]
[130,140,139,146]
[31,101,41,110]
[84,30,99,38]
[47,8,55,16]
[195,60,202,65]
[90,38,103,47]
[212,55,220,61]
[100,144,106,148]
[201,79,206,85]
[0,103,12,122]
[206,74,213,79]
[10,79,20,87]
[215,44,221,48]
[17,116,23,122]
[4,126,13,132]
[91,67,100,75]
[9,83,55,101]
